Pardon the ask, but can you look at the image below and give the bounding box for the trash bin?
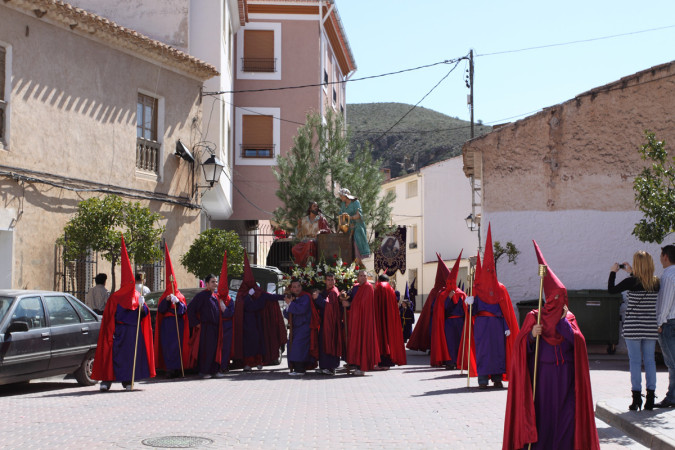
[516,299,540,326]
[517,290,622,354]
[567,289,622,354]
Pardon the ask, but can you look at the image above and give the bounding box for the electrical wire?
[476,24,675,57]
[203,57,465,96]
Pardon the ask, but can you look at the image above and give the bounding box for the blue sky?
[337,0,675,126]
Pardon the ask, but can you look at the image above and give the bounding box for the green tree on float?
[60,195,164,291]
[273,110,395,248]
[180,229,245,280]
[633,131,675,244]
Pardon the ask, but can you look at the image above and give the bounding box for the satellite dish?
[175,140,195,163]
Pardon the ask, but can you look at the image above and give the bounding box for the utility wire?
[373,59,463,143]
[203,58,465,96]
[477,24,675,57]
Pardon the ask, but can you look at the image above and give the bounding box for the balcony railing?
[241,143,275,158]
[0,100,6,142]
[136,137,161,173]
[241,57,277,73]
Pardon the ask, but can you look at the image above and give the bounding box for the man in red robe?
[341,270,380,375]
[92,236,155,391]
[374,273,407,369]
[466,224,519,388]
[407,253,450,354]
[291,201,331,266]
[154,244,189,378]
[503,241,599,450]
[314,272,344,374]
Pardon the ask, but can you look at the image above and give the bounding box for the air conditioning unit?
[409,243,417,249]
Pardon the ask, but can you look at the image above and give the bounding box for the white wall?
[484,210,668,304]
[422,157,477,261]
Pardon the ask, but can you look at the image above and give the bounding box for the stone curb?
[596,401,675,450]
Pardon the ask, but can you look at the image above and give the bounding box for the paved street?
[0,348,657,449]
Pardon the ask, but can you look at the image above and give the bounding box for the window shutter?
[244,30,274,60]
[243,115,273,146]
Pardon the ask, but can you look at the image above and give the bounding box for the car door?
[43,294,89,371]
[0,296,50,379]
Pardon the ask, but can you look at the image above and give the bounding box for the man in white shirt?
[656,245,675,408]
[135,272,151,297]
[85,273,109,314]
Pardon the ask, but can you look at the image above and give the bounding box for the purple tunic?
[158,298,187,371]
[526,318,576,450]
[473,297,508,376]
[285,293,312,364]
[112,303,150,381]
[187,290,220,375]
[315,292,341,370]
[444,298,464,364]
[220,300,235,370]
[242,293,281,358]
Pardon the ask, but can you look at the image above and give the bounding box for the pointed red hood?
[114,235,140,310]
[160,243,186,304]
[473,224,501,304]
[446,250,463,291]
[434,253,450,290]
[474,251,482,292]
[237,252,256,298]
[218,251,231,304]
[532,240,568,345]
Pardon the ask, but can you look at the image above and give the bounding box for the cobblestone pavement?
[0,350,652,449]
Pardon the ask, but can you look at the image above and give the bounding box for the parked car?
[0,290,101,386]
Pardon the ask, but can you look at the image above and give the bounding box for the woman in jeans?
[608,251,660,411]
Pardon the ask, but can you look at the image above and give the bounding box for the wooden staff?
[465,266,475,386]
[170,275,185,378]
[340,290,351,374]
[130,293,143,391]
[528,264,547,450]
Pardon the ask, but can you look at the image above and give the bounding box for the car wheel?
[73,350,96,386]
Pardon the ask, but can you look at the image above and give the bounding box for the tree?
[273,111,395,248]
[180,229,245,280]
[633,131,675,243]
[61,195,165,290]
[494,240,520,268]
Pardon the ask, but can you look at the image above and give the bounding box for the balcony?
[241,143,275,159]
[136,137,161,173]
[241,57,277,73]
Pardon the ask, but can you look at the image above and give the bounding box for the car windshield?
[0,296,13,322]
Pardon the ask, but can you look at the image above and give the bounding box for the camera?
[619,264,626,269]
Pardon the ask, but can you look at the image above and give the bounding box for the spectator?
[85,273,109,314]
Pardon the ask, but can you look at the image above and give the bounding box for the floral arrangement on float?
[280,256,359,292]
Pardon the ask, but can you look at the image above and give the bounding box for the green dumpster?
[516,290,622,354]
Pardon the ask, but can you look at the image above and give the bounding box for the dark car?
[0,290,101,386]
[145,265,286,327]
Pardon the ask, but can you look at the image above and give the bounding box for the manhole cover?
[142,436,214,448]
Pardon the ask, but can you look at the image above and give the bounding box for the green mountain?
[346,102,492,178]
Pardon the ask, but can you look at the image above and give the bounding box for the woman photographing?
[608,251,660,411]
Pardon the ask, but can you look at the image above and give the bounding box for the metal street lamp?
[201,154,224,187]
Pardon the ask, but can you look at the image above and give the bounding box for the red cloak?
[92,236,155,381]
[502,311,599,450]
[346,282,380,371]
[232,253,256,361]
[154,244,190,371]
[322,286,345,357]
[375,281,407,366]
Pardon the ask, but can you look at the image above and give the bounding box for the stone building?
[0,1,218,295]
[462,61,675,302]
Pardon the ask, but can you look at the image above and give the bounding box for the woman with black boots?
[608,251,660,411]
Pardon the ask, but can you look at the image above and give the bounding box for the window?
[406,180,418,198]
[12,297,46,330]
[409,225,418,249]
[0,45,7,147]
[237,23,281,81]
[67,296,97,322]
[323,69,329,85]
[242,114,274,158]
[136,93,160,173]
[242,30,275,72]
[44,296,80,326]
